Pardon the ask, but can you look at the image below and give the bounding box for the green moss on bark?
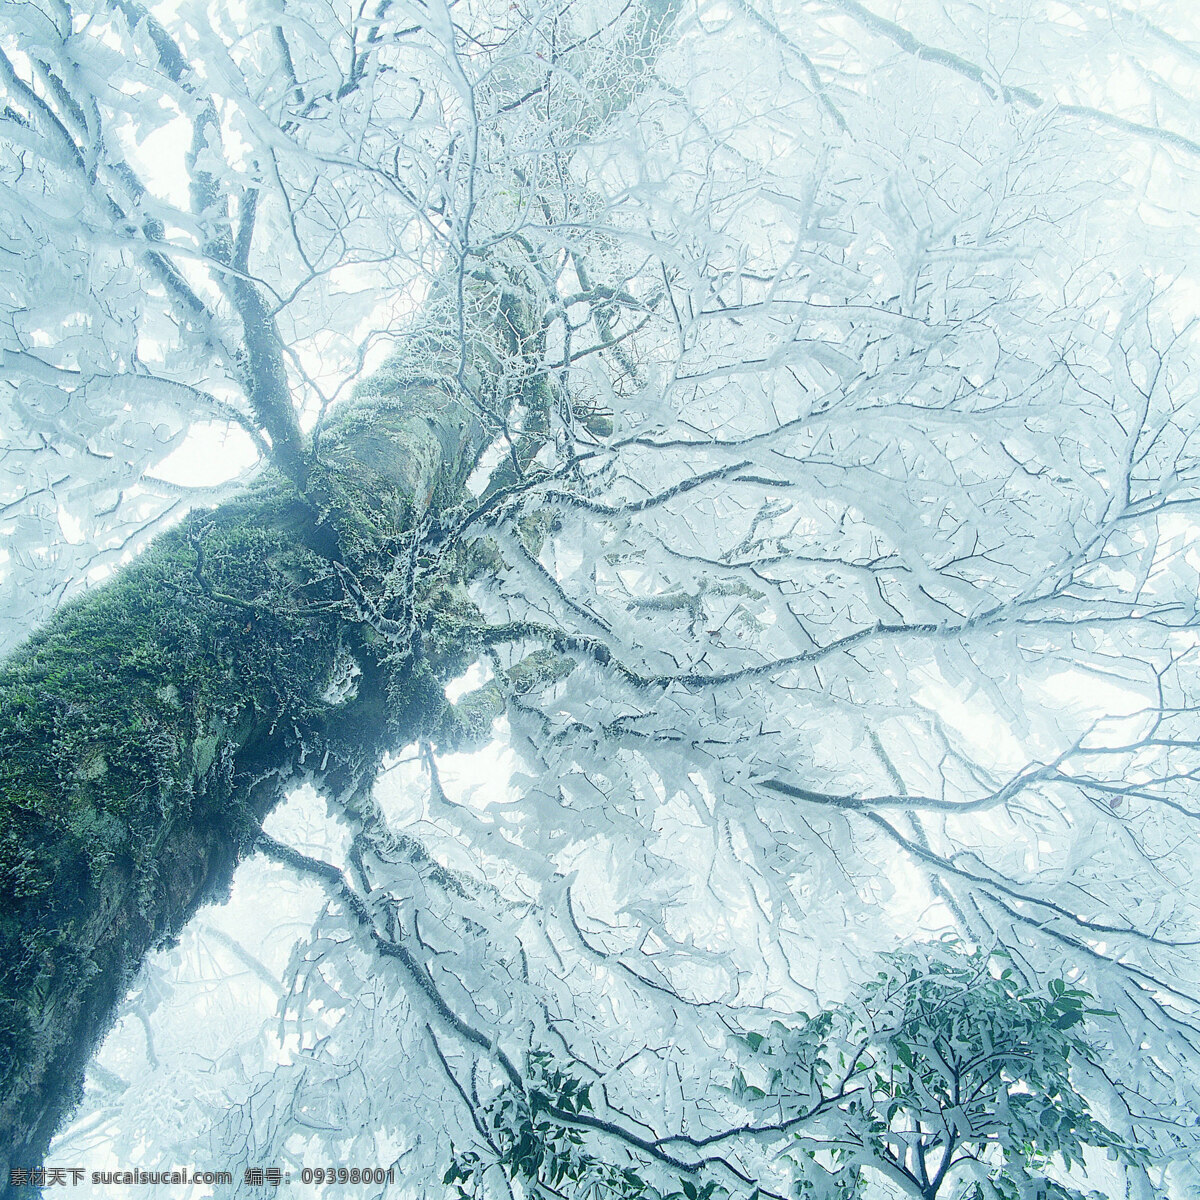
[0,294,552,1176]
[0,466,471,1170]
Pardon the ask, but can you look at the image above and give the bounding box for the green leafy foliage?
[445,947,1153,1200]
[735,944,1150,1199]
[445,1052,727,1200]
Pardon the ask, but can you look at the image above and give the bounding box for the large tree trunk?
[0,0,674,1171]
[0,360,503,1181]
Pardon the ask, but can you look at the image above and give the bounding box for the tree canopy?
[2,0,1200,1195]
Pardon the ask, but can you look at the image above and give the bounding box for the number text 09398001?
[300,1168,396,1185]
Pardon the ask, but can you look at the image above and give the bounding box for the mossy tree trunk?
[0,347,524,1177]
[0,0,678,1176]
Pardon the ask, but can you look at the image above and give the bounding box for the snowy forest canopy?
[2,0,1200,1196]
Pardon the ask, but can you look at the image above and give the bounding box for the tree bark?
[0,360,504,1183]
[0,0,676,1175]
